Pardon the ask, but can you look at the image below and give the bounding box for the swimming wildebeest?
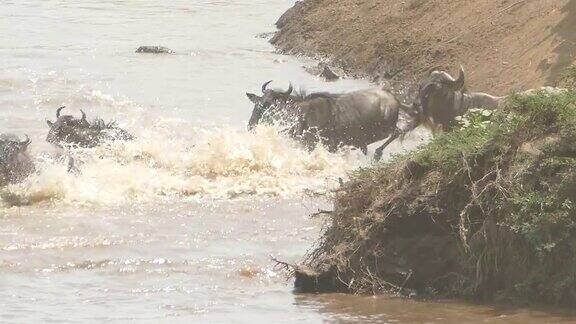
[417,66,504,131]
[46,106,134,148]
[246,81,420,160]
[0,134,35,186]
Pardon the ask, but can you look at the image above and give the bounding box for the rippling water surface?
[0,1,572,323]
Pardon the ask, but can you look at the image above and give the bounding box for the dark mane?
[89,118,119,131]
[292,89,339,101]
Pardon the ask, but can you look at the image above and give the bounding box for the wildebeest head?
[0,134,31,158]
[0,134,34,186]
[417,66,466,131]
[46,106,95,147]
[46,106,133,148]
[245,80,294,130]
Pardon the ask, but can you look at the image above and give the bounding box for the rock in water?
[320,65,340,81]
[135,46,174,54]
[303,62,343,81]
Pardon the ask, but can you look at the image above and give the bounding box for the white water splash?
[1,123,366,206]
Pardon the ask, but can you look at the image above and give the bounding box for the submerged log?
[135,46,174,54]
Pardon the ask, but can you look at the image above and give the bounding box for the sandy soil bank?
[272,0,576,95]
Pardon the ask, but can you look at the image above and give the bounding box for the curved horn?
[261,80,273,93]
[80,110,88,122]
[452,65,465,90]
[427,65,443,75]
[56,106,66,118]
[284,83,293,96]
[20,135,31,149]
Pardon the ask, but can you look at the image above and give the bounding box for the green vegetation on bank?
[560,64,576,89]
[298,80,576,306]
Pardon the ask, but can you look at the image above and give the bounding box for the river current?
[0,1,574,323]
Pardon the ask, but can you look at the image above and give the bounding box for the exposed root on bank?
[296,87,576,306]
[271,255,347,293]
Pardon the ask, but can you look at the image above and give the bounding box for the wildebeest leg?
[300,129,316,151]
[360,145,368,155]
[374,130,400,161]
[302,127,325,152]
[67,156,79,174]
[327,140,340,153]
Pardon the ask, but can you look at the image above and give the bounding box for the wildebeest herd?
[246,66,508,159]
[0,66,535,188]
[0,106,134,187]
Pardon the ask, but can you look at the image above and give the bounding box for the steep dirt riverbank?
[272,0,576,307]
[293,86,576,306]
[272,0,576,95]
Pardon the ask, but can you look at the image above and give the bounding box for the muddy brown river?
[0,1,574,322]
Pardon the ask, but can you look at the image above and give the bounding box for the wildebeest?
[0,134,35,187]
[246,81,420,160]
[46,106,134,148]
[417,66,504,131]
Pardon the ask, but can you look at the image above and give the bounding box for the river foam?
[1,122,365,207]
